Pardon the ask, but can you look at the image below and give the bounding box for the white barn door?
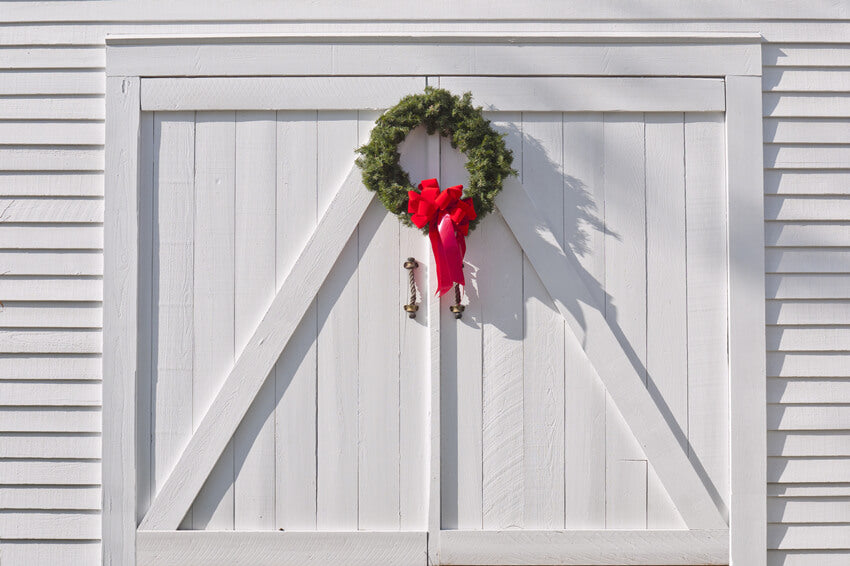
[104,37,765,565]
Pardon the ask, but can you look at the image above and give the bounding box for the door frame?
[103,32,766,566]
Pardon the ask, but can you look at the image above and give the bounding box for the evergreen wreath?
[355,87,516,233]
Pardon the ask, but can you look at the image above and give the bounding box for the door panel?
[438,107,729,531]
[140,107,431,532]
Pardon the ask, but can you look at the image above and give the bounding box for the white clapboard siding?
[0,485,101,509]
[0,147,103,171]
[0,408,101,433]
[0,198,103,223]
[0,434,101,458]
[763,69,850,93]
[0,225,102,249]
[766,224,850,247]
[0,122,105,145]
[764,94,850,118]
[0,46,105,68]
[768,457,850,483]
[769,377,850,401]
[0,278,102,302]
[0,172,104,196]
[764,119,850,143]
[765,196,850,222]
[0,381,101,406]
[0,542,101,566]
[0,252,102,276]
[768,352,850,376]
[766,170,850,195]
[0,355,100,380]
[0,98,105,121]
[0,71,105,95]
[768,431,850,456]
[765,144,850,168]
[0,459,100,484]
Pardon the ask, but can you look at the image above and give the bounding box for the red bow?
[408,178,477,296]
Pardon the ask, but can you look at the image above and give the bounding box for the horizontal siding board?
[0,434,101,458]
[0,302,102,327]
[0,198,103,223]
[764,118,850,143]
[767,326,850,351]
[768,403,850,430]
[0,97,104,120]
[766,248,850,273]
[0,46,105,69]
[764,144,850,169]
[769,485,850,498]
[768,431,850,456]
[768,497,850,523]
[768,457,850,483]
[0,173,104,197]
[769,551,850,566]
[766,196,850,221]
[0,330,101,354]
[0,251,103,276]
[768,353,850,377]
[0,71,106,95]
[0,510,100,539]
[764,93,850,118]
[770,377,850,400]
[763,68,850,93]
[0,542,100,566]
[0,278,102,301]
[768,524,850,550]
[0,485,101,510]
[768,301,850,326]
[767,274,850,299]
[0,355,101,380]
[0,226,103,250]
[764,46,850,67]
[0,148,104,171]
[0,122,105,146]
[766,171,850,195]
[0,381,101,406]
[0,459,100,484]
[766,224,850,247]
[0,408,100,433]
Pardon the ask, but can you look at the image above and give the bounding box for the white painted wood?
[768,457,850,483]
[439,530,729,565]
[684,113,730,526]
[768,524,850,550]
[767,274,850,299]
[766,327,850,351]
[0,70,105,95]
[0,408,100,432]
[766,197,850,222]
[764,118,850,143]
[766,223,850,247]
[765,171,850,195]
[136,531,426,566]
[0,173,103,197]
[768,404,850,431]
[440,77,725,112]
[769,431,850,456]
[764,45,850,67]
[274,110,318,531]
[481,113,524,531]
[0,485,101,509]
[520,112,565,530]
[0,542,101,566]
[0,121,104,145]
[0,511,100,539]
[0,46,105,67]
[107,37,760,78]
[142,77,427,111]
[0,251,102,276]
[763,68,850,93]
[233,110,277,530]
[768,550,850,566]
[768,302,850,326]
[0,459,100,484]
[0,147,102,171]
[765,145,850,169]
[602,112,647,530]
[769,376,850,403]
[496,176,727,530]
[0,433,101,458]
[562,113,606,530]
[140,165,373,531]
[0,197,102,223]
[0,279,101,302]
[0,98,104,120]
[645,113,688,529]
[315,111,360,531]
[0,225,102,249]
[150,112,195,531]
[357,110,401,530]
[439,127,481,530]
[0,302,100,328]
[764,94,850,118]
[768,353,850,377]
[0,355,101,380]
[102,74,139,566]
[191,110,236,530]
[0,329,100,353]
[0,381,100,406]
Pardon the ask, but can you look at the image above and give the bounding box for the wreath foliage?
[355,87,516,233]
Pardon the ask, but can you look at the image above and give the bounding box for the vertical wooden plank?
[103,75,139,566]
[603,112,647,529]
[397,123,432,531]
[152,111,195,528]
[685,111,730,522]
[275,110,318,531]
[727,74,767,566]
[482,112,524,530]
[137,109,153,524]
[562,113,606,529]
[192,111,235,530]
[520,112,565,529]
[439,131,481,531]
[645,113,688,529]
[316,110,359,530]
[234,110,277,530]
[357,110,401,530]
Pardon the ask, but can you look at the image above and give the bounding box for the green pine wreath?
[355,87,516,233]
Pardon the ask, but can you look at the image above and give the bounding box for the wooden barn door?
[433,77,731,565]
[126,74,734,565]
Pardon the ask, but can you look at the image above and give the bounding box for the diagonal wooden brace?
[497,183,728,530]
[141,166,373,530]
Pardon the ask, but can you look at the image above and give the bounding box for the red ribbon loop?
[408,178,476,296]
